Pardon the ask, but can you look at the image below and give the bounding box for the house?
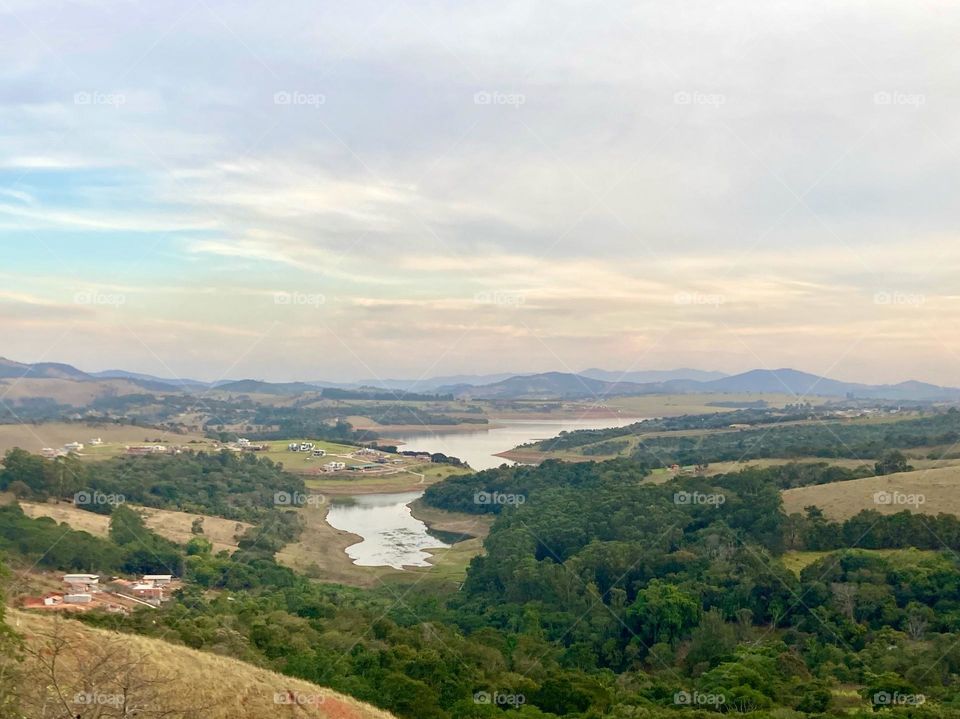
[63,442,84,452]
[288,442,300,452]
[63,574,99,591]
[322,461,346,472]
[41,448,64,459]
[142,574,173,586]
[312,448,326,457]
[63,593,93,604]
[90,438,103,446]
[237,438,251,446]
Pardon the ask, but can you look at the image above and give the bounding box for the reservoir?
[387,416,640,470]
[325,417,640,568]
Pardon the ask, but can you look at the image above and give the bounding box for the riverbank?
[277,493,490,588]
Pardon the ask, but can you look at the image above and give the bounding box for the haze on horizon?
[2,0,958,385]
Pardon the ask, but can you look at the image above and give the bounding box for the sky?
[1,0,959,384]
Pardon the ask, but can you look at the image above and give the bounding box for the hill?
[8,609,397,719]
[461,371,649,399]
[782,465,960,520]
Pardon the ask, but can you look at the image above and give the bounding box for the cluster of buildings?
[287,441,324,455]
[125,444,180,456]
[20,573,179,615]
[40,438,102,458]
[228,438,269,452]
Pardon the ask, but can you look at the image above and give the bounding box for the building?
[312,448,326,457]
[63,442,84,452]
[63,593,93,604]
[322,461,346,472]
[142,574,173,586]
[90,438,103,446]
[63,574,99,591]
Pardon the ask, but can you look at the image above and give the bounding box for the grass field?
[0,422,212,458]
[782,465,960,520]
[781,548,942,575]
[8,609,396,719]
[19,501,251,555]
[605,393,830,417]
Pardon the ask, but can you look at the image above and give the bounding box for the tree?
[0,561,21,719]
[628,580,700,646]
[19,619,203,718]
[875,450,910,476]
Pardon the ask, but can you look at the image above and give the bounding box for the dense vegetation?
[534,409,960,466]
[0,448,305,522]
[7,418,960,718]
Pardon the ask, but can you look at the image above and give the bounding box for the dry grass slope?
[9,609,397,719]
[782,465,960,520]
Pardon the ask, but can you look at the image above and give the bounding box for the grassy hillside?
[782,465,960,519]
[8,609,396,719]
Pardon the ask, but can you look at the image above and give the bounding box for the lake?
[388,416,641,470]
[325,491,450,569]
[326,417,640,568]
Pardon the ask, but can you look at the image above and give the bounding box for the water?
[325,491,450,569]
[388,416,641,470]
[326,417,641,568]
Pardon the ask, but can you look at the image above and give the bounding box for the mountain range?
[1,357,959,402]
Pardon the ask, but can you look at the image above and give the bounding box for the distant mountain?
[462,372,648,400]
[0,357,92,381]
[356,373,521,392]
[580,368,729,383]
[212,379,322,395]
[699,368,960,401]
[91,369,209,388]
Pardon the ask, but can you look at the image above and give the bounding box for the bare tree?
[831,583,857,621]
[19,618,203,718]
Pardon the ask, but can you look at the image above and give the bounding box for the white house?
[323,461,346,472]
[63,574,99,591]
[63,442,84,452]
[142,574,173,586]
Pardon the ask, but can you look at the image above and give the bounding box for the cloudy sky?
[1,0,958,384]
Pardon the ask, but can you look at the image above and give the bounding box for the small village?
[19,572,181,616]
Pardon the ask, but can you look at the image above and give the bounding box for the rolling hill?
[8,609,396,719]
